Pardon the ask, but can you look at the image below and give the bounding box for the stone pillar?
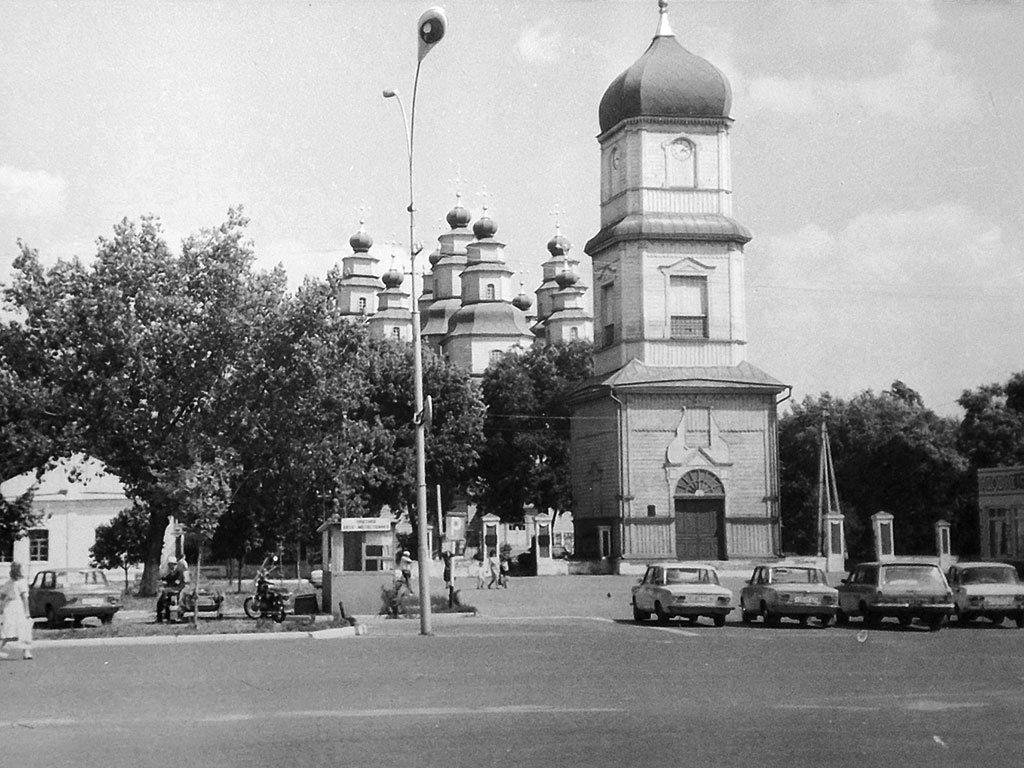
[533,511,555,575]
[934,519,953,571]
[317,517,344,619]
[824,512,846,574]
[871,511,896,562]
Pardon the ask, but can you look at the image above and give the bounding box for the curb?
[31,623,370,649]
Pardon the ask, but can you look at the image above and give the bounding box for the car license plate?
[795,596,818,606]
[987,597,1013,607]
[81,597,102,607]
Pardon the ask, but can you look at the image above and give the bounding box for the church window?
[669,276,708,338]
[489,349,503,365]
[358,297,367,313]
[570,327,579,340]
[486,283,496,300]
[675,469,725,497]
[392,327,401,340]
[600,282,616,348]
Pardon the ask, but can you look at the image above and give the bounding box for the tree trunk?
[139,508,170,597]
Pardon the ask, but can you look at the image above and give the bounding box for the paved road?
[3,578,1023,768]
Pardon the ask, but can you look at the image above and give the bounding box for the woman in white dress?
[0,561,34,660]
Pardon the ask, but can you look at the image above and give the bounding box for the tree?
[958,372,1024,470]
[476,341,593,521]
[5,209,285,594]
[779,382,970,559]
[90,504,151,592]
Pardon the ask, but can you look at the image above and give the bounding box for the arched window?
[485,283,496,300]
[675,469,725,498]
[392,327,401,339]
[489,349,503,364]
[357,297,367,313]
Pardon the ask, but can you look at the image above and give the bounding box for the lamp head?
[382,88,398,99]
[417,6,447,61]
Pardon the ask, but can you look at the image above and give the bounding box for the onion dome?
[555,264,579,289]
[349,221,373,253]
[446,193,472,230]
[598,0,732,134]
[473,211,498,240]
[547,233,572,257]
[428,247,443,266]
[512,283,533,311]
[381,264,404,289]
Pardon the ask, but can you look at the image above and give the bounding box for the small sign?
[340,517,392,532]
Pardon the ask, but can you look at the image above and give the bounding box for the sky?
[1,0,1022,416]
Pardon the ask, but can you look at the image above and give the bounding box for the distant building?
[978,466,1024,562]
[0,455,130,579]
[569,2,788,569]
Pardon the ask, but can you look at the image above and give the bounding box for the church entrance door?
[674,470,726,560]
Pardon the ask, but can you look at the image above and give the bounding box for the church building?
[569,1,788,567]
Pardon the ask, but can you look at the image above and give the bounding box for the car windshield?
[63,571,109,586]
[880,565,945,588]
[665,568,719,585]
[961,567,1019,585]
[772,568,825,584]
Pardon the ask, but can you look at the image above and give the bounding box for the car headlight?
[716,596,730,605]
[821,595,836,605]
[968,595,985,605]
[778,593,792,603]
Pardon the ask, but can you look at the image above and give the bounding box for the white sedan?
[631,562,733,627]
[947,562,1024,627]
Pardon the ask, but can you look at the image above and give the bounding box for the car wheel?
[100,613,113,625]
[72,617,84,628]
[741,610,755,624]
[927,615,945,632]
[273,604,287,623]
[654,602,670,625]
[243,596,258,619]
[46,605,62,629]
[990,614,1005,626]
[897,616,912,627]
[818,614,833,628]
[761,604,779,627]
[713,613,726,627]
[863,605,882,628]
[797,615,808,626]
[631,600,649,623]
[1015,612,1024,629]
[836,609,849,626]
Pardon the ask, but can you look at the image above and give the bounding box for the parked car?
[631,562,733,626]
[28,568,122,628]
[739,564,838,627]
[836,561,953,631]
[946,561,1024,628]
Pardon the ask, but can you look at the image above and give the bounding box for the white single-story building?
[0,455,131,581]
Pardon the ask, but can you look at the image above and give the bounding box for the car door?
[744,567,764,608]
[838,567,863,614]
[637,567,660,611]
[28,571,54,617]
[947,567,965,610]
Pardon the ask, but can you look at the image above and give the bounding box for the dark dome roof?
[446,202,472,230]
[555,266,579,289]
[598,33,731,134]
[547,233,571,257]
[349,224,373,253]
[381,265,403,289]
[473,214,498,240]
[512,291,533,311]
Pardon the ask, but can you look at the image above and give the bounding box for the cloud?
[747,204,1023,411]
[0,165,68,219]
[516,24,562,64]
[743,38,975,120]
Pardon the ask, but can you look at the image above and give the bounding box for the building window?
[358,297,367,313]
[392,327,401,339]
[600,282,615,348]
[0,540,12,562]
[647,505,657,517]
[28,529,49,562]
[669,275,708,338]
[485,283,496,300]
[489,350,503,364]
[569,327,579,340]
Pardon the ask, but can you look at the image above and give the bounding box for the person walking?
[0,562,34,660]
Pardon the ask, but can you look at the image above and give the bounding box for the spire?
[656,0,674,38]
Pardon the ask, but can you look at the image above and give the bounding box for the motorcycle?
[243,556,292,622]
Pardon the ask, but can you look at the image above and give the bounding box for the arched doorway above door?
[674,469,726,560]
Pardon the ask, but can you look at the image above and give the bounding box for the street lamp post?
[383,6,447,636]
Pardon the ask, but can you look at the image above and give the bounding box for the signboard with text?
[340,517,392,532]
